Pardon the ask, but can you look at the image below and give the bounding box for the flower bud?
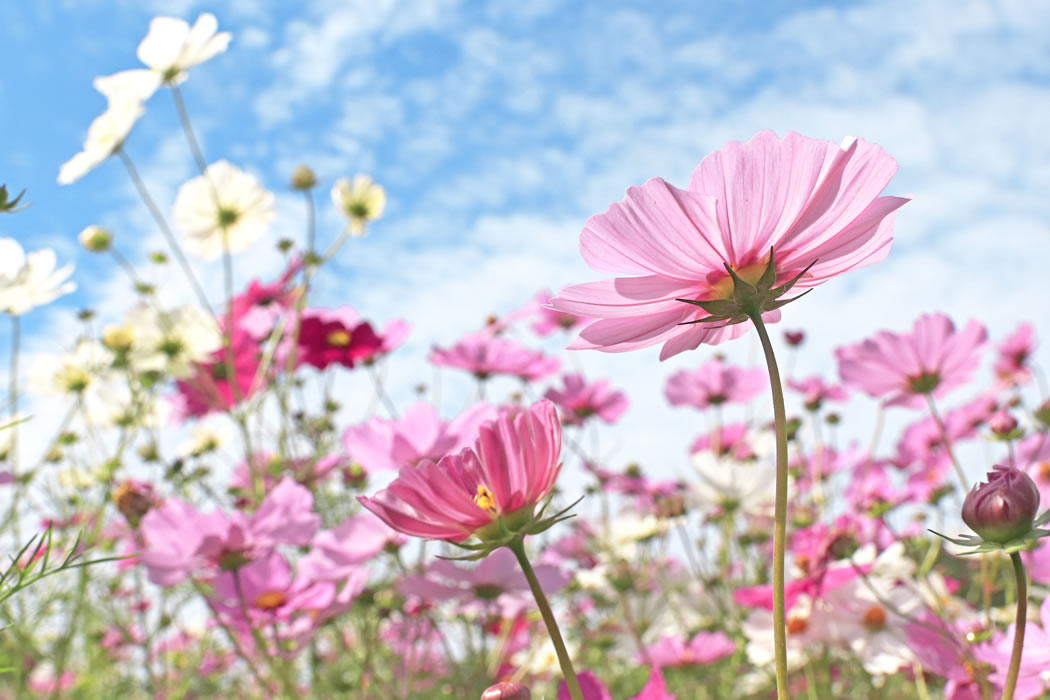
[962,465,1040,543]
[78,225,112,252]
[481,682,531,700]
[784,330,805,347]
[290,165,317,190]
[988,409,1019,437]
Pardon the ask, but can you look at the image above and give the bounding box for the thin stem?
[1001,552,1028,700]
[507,538,581,700]
[925,393,969,492]
[748,311,790,699]
[117,149,214,315]
[171,85,209,176]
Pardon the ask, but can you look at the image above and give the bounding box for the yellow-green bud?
[290,165,317,190]
[78,225,112,253]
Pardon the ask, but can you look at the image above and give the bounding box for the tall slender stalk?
[748,312,789,698]
[507,538,582,700]
[925,394,968,492]
[1001,552,1028,700]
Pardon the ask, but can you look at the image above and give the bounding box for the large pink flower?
[835,313,987,408]
[550,130,907,360]
[358,399,562,542]
[665,356,766,409]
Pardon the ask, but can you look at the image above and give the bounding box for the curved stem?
[1001,552,1028,700]
[507,538,581,700]
[171,85,209,176]
[748,312,790,699]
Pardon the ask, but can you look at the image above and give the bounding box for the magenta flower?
[230,256,301,340]
[639,631,735,667]
[483,682,532,700]
[341,400,496,472]
[544,373,628,426]
[429,332,559,382]
[358,399,562,542]
[174,328,261,419]
[550,130,907,359]
[835,313,987,408]
[665,356,766,409]
[786,375,848,411]
[210,551,335,627]
[296,309,383,369]
[994,322,1036,388]
[975,595,1050,699]
[559,671,612,700]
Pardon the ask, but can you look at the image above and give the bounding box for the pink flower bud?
[481,682,531,700]
[962,465,1040,543]
[784,330,805,347]
[988,409,1019,436]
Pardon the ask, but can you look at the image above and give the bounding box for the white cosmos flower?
[58,100,144,185]
[0,239,75,315]
[177,421,231,458]
[93,69,163,105]
[123,303,222,378]
[331,175,386,235]
[691,431,779,515]
[138,13,232,84]
[173,160,275,260]
[27,341,112,397]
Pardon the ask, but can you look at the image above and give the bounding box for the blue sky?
[3,0,1050,487]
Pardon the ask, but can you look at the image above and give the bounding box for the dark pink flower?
[550,130,907,359]
[174,329,261,418]
[429,332,559,382]
[665,357,765,409]
[482,682,532,700]
[544,373,628,426]
[342,401,496,472]
[836,313,987,408]
[784,330,805,347]
[230,256,301,340]
[994,322,1035,388]
[296,310,383,369]
[358,400,562,542]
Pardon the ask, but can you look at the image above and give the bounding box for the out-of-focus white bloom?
[56,465,101,489]
[137,13,231,85]
[331,175,386,235]
[27,341,111,396]
[691,431,778,515]
[743,594,827,671]
[823,577,922,677]
[606,512,668,559]
[123,304,222,377]
[177,422,231,458]
[0,239,75,314]
[173,160,275,259]
[93,70,163,105]
[58,100,144,185]
[511,635,577,676]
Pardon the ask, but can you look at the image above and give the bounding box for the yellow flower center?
[254,591,287,610]
[327,330,351,347]
[473,484,498,514]
[708,260,770,300]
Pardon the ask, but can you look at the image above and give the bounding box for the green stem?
[507,538,581,700]
[1001,552,1028,700]
[748,312,790,699]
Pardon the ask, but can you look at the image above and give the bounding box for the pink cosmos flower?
[994,322,1036,387]
[639,631,735,667]
[230,256,301,340]
[174,329,261,418]
[975,595,1050,699]
[358,399,562,542]
[429,332,559,382]
[559,671,612,700]
[892,394,997,469]
[295,309,383,369]
[786,375,848,411]
[210,551,335,628]
[835,313,987,408]
[528,289,592,336]
[665,357,766,409]
[630,667,676,700]
[297,512,406,582]
[544,373,628,426]
[689,423,756,459]
[341,400,496,472]
[550,130,907,359]
[397,548,568,618]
